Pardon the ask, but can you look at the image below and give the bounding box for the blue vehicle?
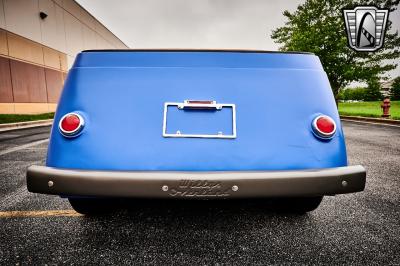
[26,50,366,214]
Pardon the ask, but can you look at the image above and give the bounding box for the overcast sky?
[77,0,399,78]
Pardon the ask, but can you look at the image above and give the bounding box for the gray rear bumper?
[26,165,366,198]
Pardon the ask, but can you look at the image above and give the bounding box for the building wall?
[0,0,128,114]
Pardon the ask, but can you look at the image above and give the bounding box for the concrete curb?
[340,115,400,126]
[0,115,398,132]
[0,119,53,132]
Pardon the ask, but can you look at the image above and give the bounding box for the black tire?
[274,196,323,213]
[68,198,113,215]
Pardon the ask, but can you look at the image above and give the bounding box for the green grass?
[0,113,54,124]
[0,102,398,123]
[338,101,400,120]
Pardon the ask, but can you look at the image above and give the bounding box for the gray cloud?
[77,0,399,78]
[77,0,302,49]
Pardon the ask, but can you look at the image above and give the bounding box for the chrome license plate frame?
[162,100,237,139]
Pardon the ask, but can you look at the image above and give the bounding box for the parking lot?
[0,121,399,265]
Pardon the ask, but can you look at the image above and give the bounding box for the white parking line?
[0,210,83,218]
[0,139,49,156]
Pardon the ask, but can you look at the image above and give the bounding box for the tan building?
[0,0,128,114]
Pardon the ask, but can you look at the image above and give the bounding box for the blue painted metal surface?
[47,51,347,171]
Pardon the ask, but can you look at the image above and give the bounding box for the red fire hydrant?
[381,98,391,118]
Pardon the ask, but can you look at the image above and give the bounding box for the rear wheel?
[68,198,113,215]
[274,196,323,213]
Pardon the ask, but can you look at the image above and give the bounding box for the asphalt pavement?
[0,121,399,265]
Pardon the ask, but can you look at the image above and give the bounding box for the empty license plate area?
[163,100,236,138]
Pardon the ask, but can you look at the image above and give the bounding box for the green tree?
[271,0,400,99]
[364,78,383,101]
[391,77,400,100]
[337,90,345,100]
[339,87,368,100]
[351,87,368,100]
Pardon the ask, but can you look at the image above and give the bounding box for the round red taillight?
[312,115,336,139]
[59,113,84,137]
